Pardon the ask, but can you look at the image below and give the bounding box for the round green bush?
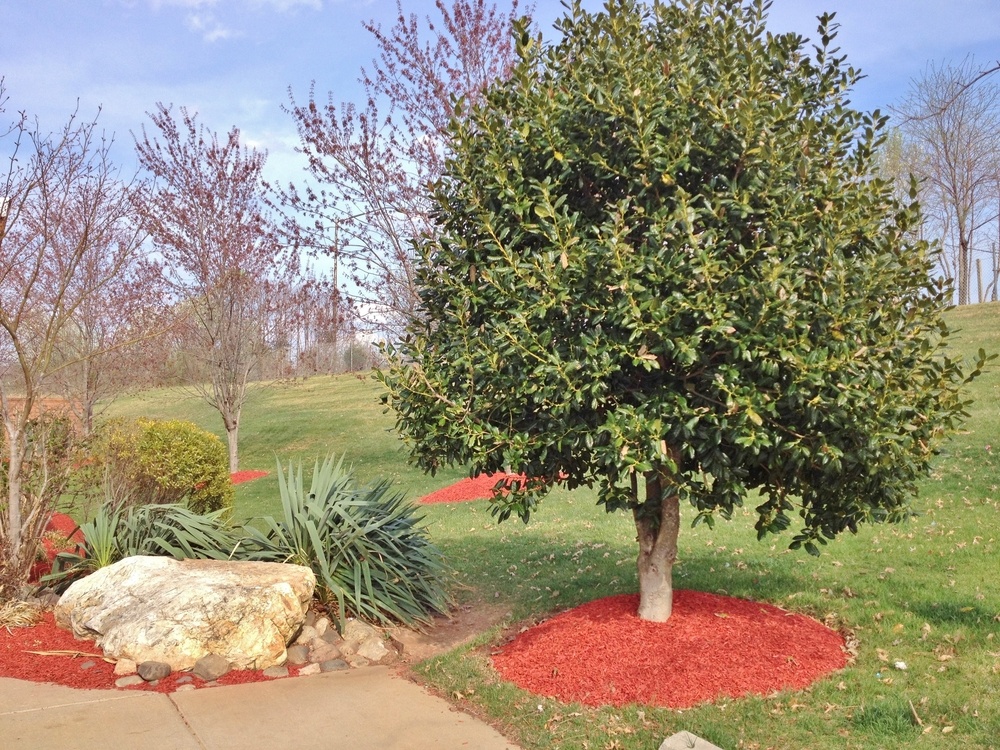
[89,417,234,515]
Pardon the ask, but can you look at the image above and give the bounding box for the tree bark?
[226,422,239,474]
[633,469,681,622]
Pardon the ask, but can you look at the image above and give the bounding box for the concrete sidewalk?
[0,667,520,749]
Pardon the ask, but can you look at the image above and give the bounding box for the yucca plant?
[238,454,451,631]
[45,503,240,592]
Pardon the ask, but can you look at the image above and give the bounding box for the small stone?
[344,653,370,668]
[176,675,194,684]
[192,654,231,682]
[114,659,137,676]
[357,637,390,663]
[314,617,329,637]
[295,625,318,645]
[286,644,310,665]
[137,661,172,681]
[894,661,908,671]
[79,660,97,670]
[298,663,321,676]
[321,628,343,645]
[115,675,145,688]
[303,610,318,628]
[343,619,378,644]
[308,642,342,663]
[319,659,350,672]
[175,684,198,692]
[263,665,289,678]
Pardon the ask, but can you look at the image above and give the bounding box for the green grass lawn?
[104,303,1000,750]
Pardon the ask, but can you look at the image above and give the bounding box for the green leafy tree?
[380,0,987,621]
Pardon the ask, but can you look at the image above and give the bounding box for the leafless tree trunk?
[894,59,1000,305]
[274,1,529,339]
[0,87,148,596]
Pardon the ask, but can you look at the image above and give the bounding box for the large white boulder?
[54,556,315,671]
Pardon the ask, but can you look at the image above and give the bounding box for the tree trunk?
[633,469,681,622]
[226,422,239,473]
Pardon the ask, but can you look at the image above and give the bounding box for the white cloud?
[185,11,237,42]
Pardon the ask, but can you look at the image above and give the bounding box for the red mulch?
[231,470,268,485]
[0,612,301,692]
[491,591,849,709]
[28,512,85,583]
[418,473,526,504]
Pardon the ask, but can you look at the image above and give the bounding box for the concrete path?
[0,668,520,750]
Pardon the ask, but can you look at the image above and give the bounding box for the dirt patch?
[387,602,511,663]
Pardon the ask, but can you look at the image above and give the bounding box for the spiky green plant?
[45,503,240,591]
[239,454,451,630]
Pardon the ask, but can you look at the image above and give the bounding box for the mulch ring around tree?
[491,591,852,709]
[418,473,526,504]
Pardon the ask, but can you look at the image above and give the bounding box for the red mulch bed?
[6,512,297,693]
[231,470,268,485]
[491,591,849,709]
[418,473,526,504]
[0,611,302,693]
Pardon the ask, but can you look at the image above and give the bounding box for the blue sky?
[2,0,999,187]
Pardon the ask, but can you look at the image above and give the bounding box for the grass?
[101,304,1000,750]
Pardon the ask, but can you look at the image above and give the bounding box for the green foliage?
[45,503,239,592]
[381,0,988,551]
[239,454,451,631]
[84,417,234,514]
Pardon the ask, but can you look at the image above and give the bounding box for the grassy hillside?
[102,303,1000,749]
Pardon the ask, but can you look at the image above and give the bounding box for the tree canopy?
[380,0,985,620]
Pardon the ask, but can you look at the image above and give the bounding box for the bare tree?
[0,87,148,597]
[134,104,294,472]
[274,0,528,338]
[894,59,1000,304]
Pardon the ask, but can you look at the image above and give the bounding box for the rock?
[192,654,230,681]
[263,665,288,678]
[343,619,378,644]
[298,663,321,676]
[54,556,315,671]
[295,625,318,646]
[319,659,350,672]
[659,732,723,750]
[314,617,330,637]
[308,642,342,663]
[285,644,310,665]
[80,660,96,670]
[357,637,390,663]
[137,661,171,681]
[115,675,145,688]
[114,658,137,676]
[303,610,318,628]
[321,628,343,645]
[344,653,370,668]
[176,675,194,684]
[175,684,197,692]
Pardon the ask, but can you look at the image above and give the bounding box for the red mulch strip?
[0,612,300,692]
[491,591,848,709]
[29,513,85,583]
[231,470,268,485]
[418,473,526,504]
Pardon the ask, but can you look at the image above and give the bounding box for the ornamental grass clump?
[45,503,240,592]
[240,454,451,631]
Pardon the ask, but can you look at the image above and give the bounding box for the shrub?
[85,418,234,514]
[45,503,240,592]
[239,454,451,630]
